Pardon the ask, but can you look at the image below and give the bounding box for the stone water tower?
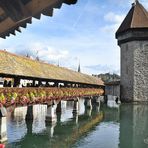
[116,0,148,102]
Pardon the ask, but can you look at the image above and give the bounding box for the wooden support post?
[38,80,42,87]
[13,77,20,87]
[54,82,58,87]
[64,82,68,88]
[32,80,35,87]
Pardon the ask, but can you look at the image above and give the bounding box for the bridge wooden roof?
[0,50,104,86]
[116,0,148,36]
[0,0,77,39]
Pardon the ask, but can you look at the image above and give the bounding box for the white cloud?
[38,47,69,61]
[101,12,125,33]
[7,42,70,64]
[104,12,125,24]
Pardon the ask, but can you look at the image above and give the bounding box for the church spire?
[78,62,81,73]
[57,60,60,67]
[26,53,30,58]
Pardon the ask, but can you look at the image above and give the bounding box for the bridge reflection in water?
[5,99,103,147]
[4,101,148,148]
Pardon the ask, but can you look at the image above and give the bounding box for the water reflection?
[119,104,148,148]
[5,99,103,148]
[4,100,148,148]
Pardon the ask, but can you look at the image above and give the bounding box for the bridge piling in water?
[85,106,92,117]
[56,101,62,113]
[0,117,7,143]
[73,113,79,124]
[25,106,34,121]
[46,120,57,138]
[95,98,101,113]
[73,98,79,115]
[0,107,7,142]
[85,97,92,109]
[46,104,57,124]
[95,96,101,105]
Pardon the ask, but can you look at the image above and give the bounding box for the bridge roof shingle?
[0,50,104,86]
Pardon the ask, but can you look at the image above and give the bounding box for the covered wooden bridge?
[0,50,104,88]
[0,0,77,38]
[0,50,104,108]
[0,50,104,143]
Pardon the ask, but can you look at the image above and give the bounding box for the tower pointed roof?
[116,0,148,36]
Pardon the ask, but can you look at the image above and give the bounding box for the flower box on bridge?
[0,87,104,107]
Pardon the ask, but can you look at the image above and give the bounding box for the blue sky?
[0,0,148,75]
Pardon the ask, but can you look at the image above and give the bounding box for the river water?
[4,99,148,148]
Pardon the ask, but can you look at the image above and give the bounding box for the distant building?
[93,73,120,83]
[105,81,120,97]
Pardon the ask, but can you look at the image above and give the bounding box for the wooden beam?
[42,8,53,17]
[0,0,29,22]
[0,13,8,22]
[33,13,41,20]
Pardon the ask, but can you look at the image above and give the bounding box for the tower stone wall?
[120,40,148,101]
[134,41,148,101]
[120,42,134,101]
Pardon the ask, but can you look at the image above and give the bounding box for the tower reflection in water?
[119,104,148,148]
